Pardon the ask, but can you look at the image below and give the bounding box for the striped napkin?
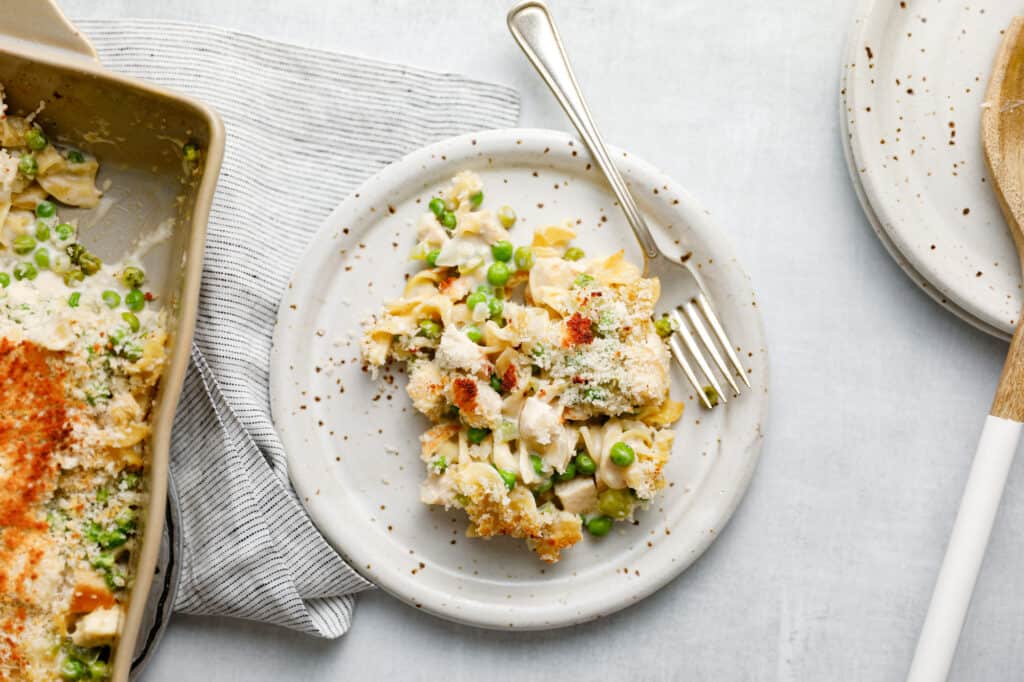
[77,19,520,637]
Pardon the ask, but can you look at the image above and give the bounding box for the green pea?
[465,292,487,311]
[87,661,109,679]
[78,252,102,275]
[465,325,483,344]
[598,489,633,519]
[12,234,36,255]
[91,552,115,570]
[497,468,517,491]
[703,385,720,407]
[491,240,513,262]
[533,478,553,494]
[428,197,446,217]
[469,190,483,208]
[101,290,121,308]
[0,273,8,288]
[563,247,585,261]
[34,221,50,242]
[59,656,86,680]
[120,266,145,288]
[66,149,85,163]
[655,316,673,338]
[574,452,597,476]
[586,515,614,536]
[466,427,490,444]
[104,568,125,590]
[556,460,577,482]
[96,487,110,504]
[530,454,545,476]
[489,373,503,393]
[125,288,145,312]
[120,472,140,489]
[66,242,85,264]
[417,318,441,339]
[68,291,81,308]
[99,528,128,548]
[63,269,84,287]
[609,441,635,467]
[115,509,136,531]
[55,223,74,241]
[440,211,457,230]
[475,282,494,296]
[17,153,37,177]
[13,262,37,281]
[513,246,534,270]
[25,128,47,151]
[33,248,49,269]
[487,297,503,319]
[122,311,141,332]
[183,142,200,161]
[487,261,510,286]
[497,205,517,229]
[425,249,441,268]
[35,200,56,218]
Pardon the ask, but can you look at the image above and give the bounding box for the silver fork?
[507,0,749,409]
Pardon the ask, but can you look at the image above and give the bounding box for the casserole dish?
[0,1,223,679]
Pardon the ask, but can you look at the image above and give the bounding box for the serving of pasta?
[361,171,683,562]
[0,85,168,681]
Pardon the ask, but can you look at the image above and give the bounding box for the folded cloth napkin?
[76,19,521,638]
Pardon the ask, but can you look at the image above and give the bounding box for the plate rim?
[270,127,770,630]
[841,0,1015,339]
[837,18,1011,342]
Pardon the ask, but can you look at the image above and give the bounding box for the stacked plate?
[842,0,1021,340]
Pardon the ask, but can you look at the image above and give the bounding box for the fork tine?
[666,333,712,409]
[683,300,740,397]
[670,308,727,405]
[695,292,750,388]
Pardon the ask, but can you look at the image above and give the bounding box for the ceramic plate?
[842,0,1018,339]
[270,129,768,629]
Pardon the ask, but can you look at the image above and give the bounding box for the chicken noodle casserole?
[362,171,683,562]
[0,86,171,681]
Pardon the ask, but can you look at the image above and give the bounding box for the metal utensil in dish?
[507,0,750,408]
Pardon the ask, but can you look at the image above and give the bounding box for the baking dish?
[0,1,224,679]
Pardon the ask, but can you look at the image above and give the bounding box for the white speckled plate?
[269,128,768,630]
[842,0,1019,339]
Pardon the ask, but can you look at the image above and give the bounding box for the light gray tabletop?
[61,1,1024,679]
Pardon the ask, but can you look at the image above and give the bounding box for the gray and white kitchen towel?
[76,19,521,637]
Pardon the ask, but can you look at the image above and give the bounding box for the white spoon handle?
[907,415,1022,682]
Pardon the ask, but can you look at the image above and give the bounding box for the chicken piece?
[436,325,489,376]
[518,396,562,447]
[68,569,116,614]
[71,606,121,647]
[555,477,598,514]
[449,377,502,429]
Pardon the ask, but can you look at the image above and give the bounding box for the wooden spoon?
[907,17,1024,682]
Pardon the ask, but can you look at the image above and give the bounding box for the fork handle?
[907,414,1022,682]
[507,0,660,261]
